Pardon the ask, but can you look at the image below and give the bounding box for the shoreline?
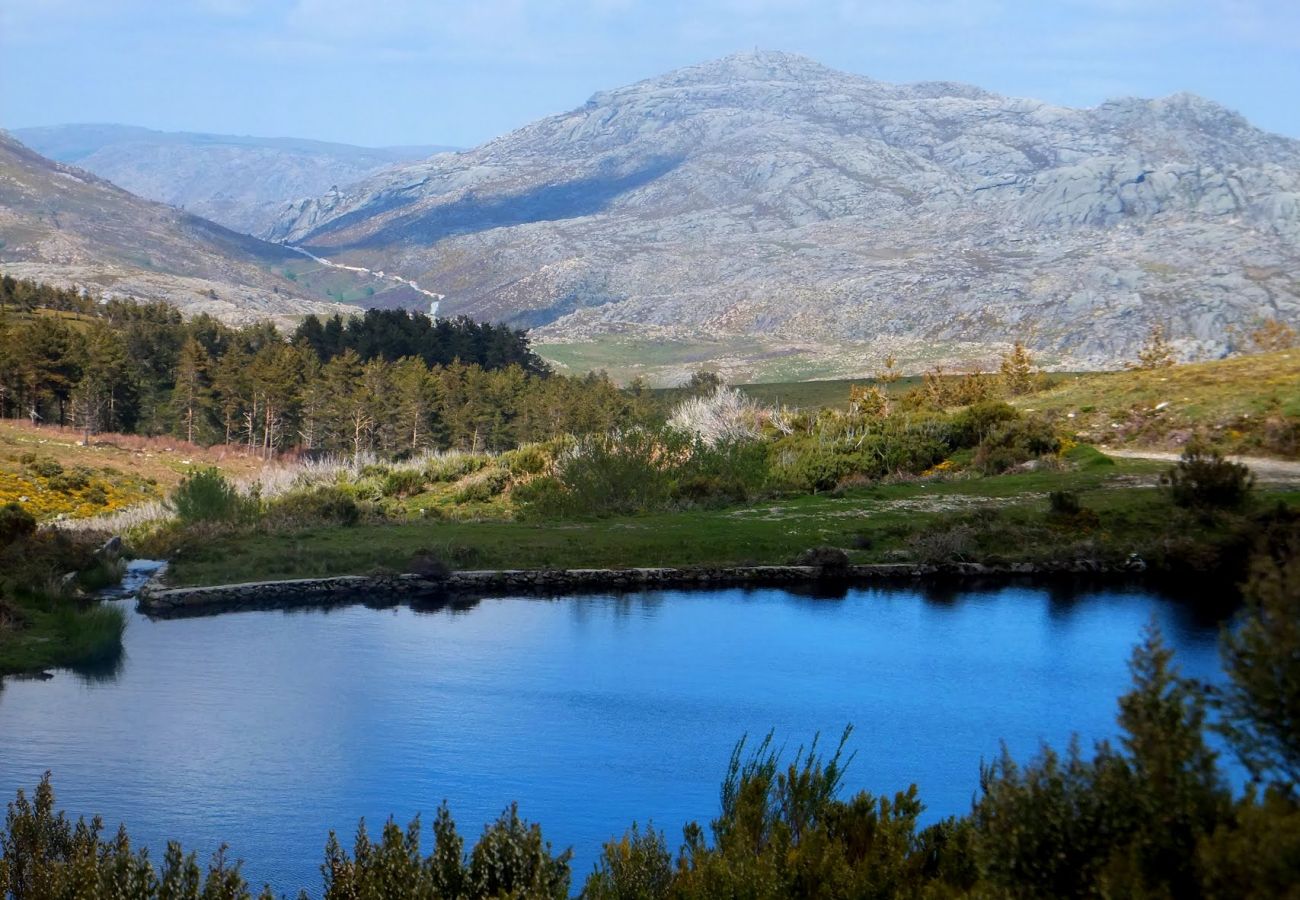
[138,557,1151,618]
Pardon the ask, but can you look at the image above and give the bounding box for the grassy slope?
[1017,350,1300,454]
[0,420,274,521]
[738,351,1300,457]
[164,457,1298,587]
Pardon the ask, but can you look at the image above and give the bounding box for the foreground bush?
[167,468,255,524]
[518,428,769,517]
[1164,443,1255,509]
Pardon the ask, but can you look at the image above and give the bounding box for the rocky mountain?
[270,51,1300,380]
[0,132,388,326]
[12,124,451,236]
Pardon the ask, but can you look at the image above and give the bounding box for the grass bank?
[162,457,1297,592]
[0,598,125,676]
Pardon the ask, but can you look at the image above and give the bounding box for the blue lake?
[0,575,1227,895]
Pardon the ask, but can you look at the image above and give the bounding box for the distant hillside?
[13,123,453,235]
[269,50,1300,379]
[0,133,402,325]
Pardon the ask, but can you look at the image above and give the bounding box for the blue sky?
[3,0,1298,148]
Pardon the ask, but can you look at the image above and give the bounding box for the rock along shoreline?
[137,558,1147,618]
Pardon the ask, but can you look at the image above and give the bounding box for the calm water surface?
[0,572,1225,894]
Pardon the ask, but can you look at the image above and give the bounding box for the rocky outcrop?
[137,557,1149,618]
[270,51,1300,374]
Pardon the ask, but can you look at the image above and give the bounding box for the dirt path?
[1102,448,1300,485]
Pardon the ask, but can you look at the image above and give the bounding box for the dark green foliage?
[1164,443,1255,509]
[293,309,548,375]
[582,823,673,900]
[973,416,1061,474]
[1217,523,1300,786]
[264,486,361,528]
[1197,787,1300,899]
[518,429,769,517]
[769,419,950,493]
[452,468,511,504]
[0,773,266,900]
[973,625,1228,898]
[1048,490,1081,516]
[407,551,451,580]
[168,467,253,524]
[27,457,64,479]
[320,802,569,900]
[950,400,1020,448]
[381,468,427,498]
[47,469,90,493]
[425,455,491,484]
[0,277,659,451]
[0,502,36,548]
[501,444,552,476]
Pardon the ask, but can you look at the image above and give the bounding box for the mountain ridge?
[12,123,454,236]
[266,50,1300,377]
[0,132,384,326]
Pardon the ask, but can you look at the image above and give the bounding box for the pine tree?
[170,336,213,444]
[1132,324,1176,370]
[1218,527,1300,787]
[998,341,1036,395]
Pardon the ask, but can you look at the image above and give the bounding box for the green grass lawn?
[162,457,1295,588]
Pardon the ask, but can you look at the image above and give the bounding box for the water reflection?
[0,581,1229,896]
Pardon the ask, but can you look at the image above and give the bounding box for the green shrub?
[511,476,570,519]
[27,457,63,479]
[973,416,1061,474]
[425,454,490,484]
[46,470,90,493]
[0,503,36,548]
[84,486,109,506]
[583,823,673,900]
[951,401,1020,448]
[1163,445,1255,509]
[502,444,552,476]
[381,468,426,498]
[167,467,254,524]
[1048,490,1082,516]
[453,468,511,504]
[265,486,361,528]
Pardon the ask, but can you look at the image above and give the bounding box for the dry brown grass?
[0,420,272,490]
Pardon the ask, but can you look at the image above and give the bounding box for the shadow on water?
[69,644,127,684]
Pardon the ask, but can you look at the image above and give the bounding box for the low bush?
[453,468,511,504]
[511,476,570,519]
[425,454,490,484]
[1048,490,1082,516]
[951,401,1020,448]
[26,457,63,478]
[973,416,1061,475]
[1163,444,1255,509]
[381,468,426,498]
[167,467,255,524]
[408,551,451,580]
[502,444,553,476]
[0,503,36,548]
[46,469,90,493]
[265,486,361,528]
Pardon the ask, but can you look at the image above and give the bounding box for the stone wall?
[137,557,1146,618]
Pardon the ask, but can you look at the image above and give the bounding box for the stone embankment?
[137,557,1146,618]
